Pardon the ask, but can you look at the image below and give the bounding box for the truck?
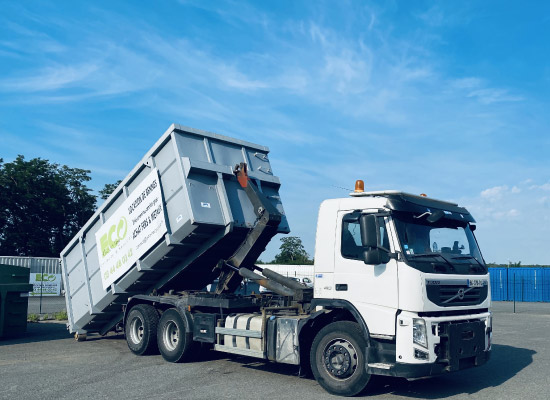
[60,124,492,396]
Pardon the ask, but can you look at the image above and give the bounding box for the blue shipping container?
[489,267,550,302]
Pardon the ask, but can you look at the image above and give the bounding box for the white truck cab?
[312,188,491,378]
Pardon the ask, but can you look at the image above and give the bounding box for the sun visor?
[386,196,475,224]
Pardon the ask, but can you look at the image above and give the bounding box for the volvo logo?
[443,287,472,304]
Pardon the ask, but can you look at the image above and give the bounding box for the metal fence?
[0,256,61,274]
[489,267,550,302]
[262,264,314,280]
[1,257,65,316]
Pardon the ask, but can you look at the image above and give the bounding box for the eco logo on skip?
[100,217,128,257]
[35,273,56,282]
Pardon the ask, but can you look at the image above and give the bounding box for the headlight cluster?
[413,318,427,348]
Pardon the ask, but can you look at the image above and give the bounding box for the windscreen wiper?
[451,255,485,271]
[408,253,456,271]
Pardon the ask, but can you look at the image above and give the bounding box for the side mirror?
[360,214,392,265]
[360,214,377,248]
[363,249,390,265]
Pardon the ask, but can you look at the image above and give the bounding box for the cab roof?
[348,190,475,223]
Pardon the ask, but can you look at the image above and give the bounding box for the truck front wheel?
[157,308,195,363]
[125,304,159,355]
[310,321,371,396]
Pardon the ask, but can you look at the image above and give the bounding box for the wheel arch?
[298,299,371,375]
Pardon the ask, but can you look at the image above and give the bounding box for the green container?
[0,264,33,339]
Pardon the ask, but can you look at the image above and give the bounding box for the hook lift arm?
[215,163,283,294]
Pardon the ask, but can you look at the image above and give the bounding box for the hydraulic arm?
[215,163,283,294]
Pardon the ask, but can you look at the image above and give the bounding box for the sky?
[1,1,549,264]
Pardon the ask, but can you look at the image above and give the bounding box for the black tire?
[157,308,195,363]
[125,304,159,355]
[310,321,371,396]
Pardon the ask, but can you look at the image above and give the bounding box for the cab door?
[332,211,399,336]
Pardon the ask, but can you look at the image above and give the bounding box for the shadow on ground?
[0,322,72,346]
[223,343,534,398]
[365,344,534,398]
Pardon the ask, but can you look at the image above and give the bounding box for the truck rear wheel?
[157,308,195,363]
[125,304,159,355]
[310,321,371,396]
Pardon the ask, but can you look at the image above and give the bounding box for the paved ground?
[1,302,548,400]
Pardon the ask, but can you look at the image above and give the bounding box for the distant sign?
[29,273,61,296]
[95,169,167,290]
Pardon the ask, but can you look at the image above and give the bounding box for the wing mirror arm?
[378,245,398,260]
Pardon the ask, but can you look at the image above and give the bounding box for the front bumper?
[369,310,492,379]
[369,349,490,378]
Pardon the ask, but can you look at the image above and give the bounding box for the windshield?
[393,211,486,275]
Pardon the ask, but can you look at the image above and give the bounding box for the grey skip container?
[60,124,289,335]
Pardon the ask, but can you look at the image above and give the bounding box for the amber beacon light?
[354,180,365,193]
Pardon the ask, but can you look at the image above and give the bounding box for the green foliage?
[0,155,96,257]
[273,236,313,265]
[54,310,68,321]
[28,314,39,322]
[487,262,550,268]
[98,180,122,200]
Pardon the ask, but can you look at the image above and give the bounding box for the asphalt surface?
[1,302,548,400]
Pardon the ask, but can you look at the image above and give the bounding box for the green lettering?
[108,224,118,248]
[117,217,127,241]
[100,233,110,257]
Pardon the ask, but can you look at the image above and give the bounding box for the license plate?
[468,279,485,288]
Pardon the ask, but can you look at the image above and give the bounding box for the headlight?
[413,318,428,348]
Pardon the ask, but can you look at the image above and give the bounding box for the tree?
[0,155,96,257]
[273,236,312,265]
[98,180,122,200]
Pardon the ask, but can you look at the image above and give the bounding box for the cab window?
[341,214,390,260]
[341,217,362,260]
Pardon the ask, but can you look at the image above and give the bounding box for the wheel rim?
[162,320,179,352]
[129,316,144,345]
[323,338,359,380]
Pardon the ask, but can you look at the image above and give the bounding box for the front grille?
[427,284,488,307]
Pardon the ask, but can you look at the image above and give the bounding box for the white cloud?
[449,77,524,105]
[467,88,524,104]
[415,5,446,27]
[1,63,99,92]
[450,77,483,90]
[481,185,508,201]
[493,209,519,219]
[529,182,550,191]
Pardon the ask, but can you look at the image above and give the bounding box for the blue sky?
[1,1,549,264]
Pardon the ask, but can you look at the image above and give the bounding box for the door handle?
[335,284,348,291]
